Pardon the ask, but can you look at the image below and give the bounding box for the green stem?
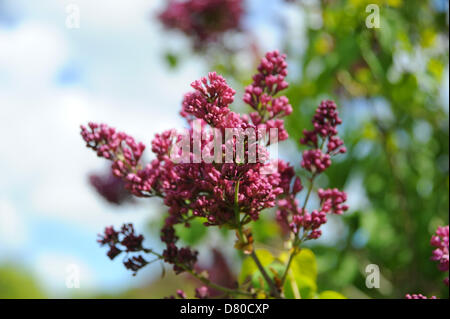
[280,167,319,287]
[281,137,328,289]
[301,174,316,210]
[250,250,281,298]
[280,247,298,287]
[234,180,280,298]
[234,181,244,240]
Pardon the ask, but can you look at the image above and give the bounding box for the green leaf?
[238,249,275,284]
[318,290,346,299]
[250,262,284,294]
[280,249,318,299]
[164,52,178,69]
[174,217,208,246]
[252,216,281,243]
[291,248,318,282]
[297,275,317,299]
[283,273,317,299]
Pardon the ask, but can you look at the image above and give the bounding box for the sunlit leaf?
[239,249,275,284]
[318,290,347,299]
[291,248,318,282]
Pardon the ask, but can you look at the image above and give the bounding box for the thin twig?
[280,138,326,287]
[250,250,281,298]
[234,180,280,297]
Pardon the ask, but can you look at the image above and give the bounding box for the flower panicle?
[82,51,350,287]
[158,0,244,49]
[430,225,449,286]
[244,50,292,142]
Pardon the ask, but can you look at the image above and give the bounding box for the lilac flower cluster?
[89,170,133,205]
[318,188,349,215]
[181,72,236,128]
[291,210,327,240]
[97,224,148,274]
[405,294,437,299]
[405,225,448,299]
[82,51,349,288]
[176,290,188,299]
[243,51,292,142]
[275,161,304,235]
[276,99,347,240]
[301,100,343,143]
[173,69,284,225]
[300,99,346,172]
[161,217,198,274]
[84,53,288,275]
[301,149,331,173]
[430,225,449,286]
[158,0,243,49]
[277,186,347,241]
[80,123,156,198]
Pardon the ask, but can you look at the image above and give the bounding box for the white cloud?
[0,21,68,90]
[0,17,193,230]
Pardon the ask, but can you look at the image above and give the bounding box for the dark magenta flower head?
[430,225,449,285]
[182,72,235,127]
[89,170,133,205]
[243,51,291,142]
[300,99,345,155]
[158,0,244,49]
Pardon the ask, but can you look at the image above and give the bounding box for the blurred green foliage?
[94,273,198,299]
[0,265,46,298]
[280,0,449,298]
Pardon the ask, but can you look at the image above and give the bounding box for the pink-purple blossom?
[182,72,235,128]
[82,51,348,281]
[80,123,155,198]
[291,209,327,240]
[318,188,349,215]
[275,97,348,241]
[89,170,133,205]
[158,0,243,49]
[300,99,346,156]
[406,225,449,298]
[195,286,210,299]
[301,149,331,173]
[243,51,292,142]
[405,294,438,299]
[176,290,188,299]
[430,225,449,286]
